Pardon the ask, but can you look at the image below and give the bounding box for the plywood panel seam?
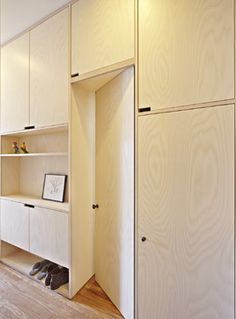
[138,99,236,117]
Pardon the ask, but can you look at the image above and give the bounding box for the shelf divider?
[0,152,68,157]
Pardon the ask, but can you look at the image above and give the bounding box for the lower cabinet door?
[1,200,29,251]
[29,207,69,268]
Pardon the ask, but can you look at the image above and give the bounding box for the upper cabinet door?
[71,0,134,76]
[1,33,29,133]
[30,8,69,128]
[139,0,234,111]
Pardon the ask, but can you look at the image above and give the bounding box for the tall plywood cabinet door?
[30,8,69,128]
[95,68,134,319]
[1,33,29,133]
[139,0,234,110]
[138,105,234,319]
[71,0,134,76]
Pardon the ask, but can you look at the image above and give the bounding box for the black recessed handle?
[141,236,147,242]
[24,204,35,208]
[71,73,79,78]
[24,125,35,130]
[92,204,99,210]
[138,106,151,113]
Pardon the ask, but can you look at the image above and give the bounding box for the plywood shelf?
[0,194,69,213]
[1,249,69,298]
[0,123,68,137]
[0,153,68,157]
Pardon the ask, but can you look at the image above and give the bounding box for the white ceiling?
[1,0,71,44]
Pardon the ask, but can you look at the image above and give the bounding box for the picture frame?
[42,174,67,203]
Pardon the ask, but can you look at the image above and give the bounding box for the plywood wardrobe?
[137,0,235,318]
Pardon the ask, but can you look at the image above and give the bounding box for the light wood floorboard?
[0,263,123,319]
[73,276,123,319]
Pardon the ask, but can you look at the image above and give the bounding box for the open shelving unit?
[1,124,69,202]
[1,243,69,297]
[0,123,70,298]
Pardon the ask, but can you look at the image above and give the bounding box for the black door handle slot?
[24,125,35,130]
[24,203,35,208]
[92,204,99,209]
[71,73,79,78]
[138,106,151,113]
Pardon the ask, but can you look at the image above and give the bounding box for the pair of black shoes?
[29,260,69,290]
[45,265,69,290]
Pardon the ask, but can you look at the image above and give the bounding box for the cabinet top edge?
[1,124,69,137]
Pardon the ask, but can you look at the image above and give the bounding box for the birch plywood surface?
[30,207,69,268]
[1,33,29,133]
[138,105,234,319]
[139,0,234,110]
[30,8,69,128]
[70,85,95,296]
[71,0,134,75]
[95,68,134,319]
[1,200,29,251]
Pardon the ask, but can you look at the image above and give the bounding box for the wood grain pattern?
[1,157,20,195]
[1,200,29,251]
[138,105,234,319]
[139,0,234,110]
[95,67,134,319]
[29,207,69,268]
[73,276,123,319]
[70,85,95,297]
[30,8,69,128]
[0,263,119,319]
[71,0,134,75]
[1,33,29,133]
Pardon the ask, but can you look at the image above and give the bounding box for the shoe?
[29,260,50,276]
[45,264,59,286]
[50,267,69,290]
[37,262,57,280]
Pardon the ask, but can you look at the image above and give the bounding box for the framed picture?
[42,174,67,203]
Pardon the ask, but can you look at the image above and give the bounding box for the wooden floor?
[73,276,123,318]
[0,263,123,319]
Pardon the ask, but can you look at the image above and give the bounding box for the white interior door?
[138,105,234,319]
[95,67,134,319]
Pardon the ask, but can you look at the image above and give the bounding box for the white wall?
[1,0,71,44]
